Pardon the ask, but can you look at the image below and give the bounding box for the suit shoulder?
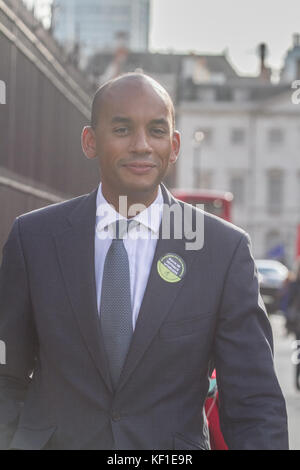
[180,200,246,237]
[203,210,246,239]
[185,203,252,267]
[16,191,93,233]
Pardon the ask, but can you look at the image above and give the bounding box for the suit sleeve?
[214,232,289,450]
[0,218,38,449]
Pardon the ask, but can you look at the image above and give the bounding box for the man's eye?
[114,128,129,135]
[151,128,166,136]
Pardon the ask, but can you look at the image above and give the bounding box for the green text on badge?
[157,253,186,283]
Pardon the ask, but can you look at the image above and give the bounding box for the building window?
[267,169,284,214]
[230,175,245,206]
[216,87,232,101]
[268,128,284,147]
[297,60,300,79]
[193,128,213,146]
[233,89,250,102]
[196,88,216,102]
[231,128,246,145]
[298,172,300,208]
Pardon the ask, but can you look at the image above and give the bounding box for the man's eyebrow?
[149,118,170,127]
[111,116,132,124]
[110,117,170,127]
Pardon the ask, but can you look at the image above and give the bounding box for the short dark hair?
[90,73,175,131]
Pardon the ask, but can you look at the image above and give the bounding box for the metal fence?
[0,0,99,251]
[0,174,65,251]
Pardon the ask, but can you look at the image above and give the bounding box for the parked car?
[256,259,289,314]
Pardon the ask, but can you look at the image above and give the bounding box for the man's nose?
[129,129,152,154]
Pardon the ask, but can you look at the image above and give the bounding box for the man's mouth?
[122,162,156,175]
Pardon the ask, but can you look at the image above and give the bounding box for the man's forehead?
[106,74,166,94]
[102,77,171,109]
[99,83,172,125]
[92,74,175,129]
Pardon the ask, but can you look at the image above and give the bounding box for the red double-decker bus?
[172,189,233,222]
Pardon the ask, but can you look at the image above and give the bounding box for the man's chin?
[120,179,160,196]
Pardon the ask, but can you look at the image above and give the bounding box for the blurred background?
[1,0,300,449]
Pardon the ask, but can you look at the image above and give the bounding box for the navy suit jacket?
[0,185,288,450]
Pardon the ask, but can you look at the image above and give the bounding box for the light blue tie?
[100,219,133,389]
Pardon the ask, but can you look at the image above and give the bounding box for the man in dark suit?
[0,73,288,450]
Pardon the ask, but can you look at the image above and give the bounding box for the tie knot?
[111,219,137,239]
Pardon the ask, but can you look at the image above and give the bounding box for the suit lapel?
[54,188,113,392]
[53,185,204,394]
[117,185,201,392]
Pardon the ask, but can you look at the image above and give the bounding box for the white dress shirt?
[94,184,163,330]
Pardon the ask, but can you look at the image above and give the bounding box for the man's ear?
[81,126,97,159]
[169,130,180,164]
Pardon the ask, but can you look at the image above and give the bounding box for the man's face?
[89,78,180,202]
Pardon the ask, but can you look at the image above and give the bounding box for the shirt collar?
[95,183,163,235]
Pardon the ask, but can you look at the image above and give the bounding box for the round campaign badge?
[157,253,186,283]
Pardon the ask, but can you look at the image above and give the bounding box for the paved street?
[270,314,300,450]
